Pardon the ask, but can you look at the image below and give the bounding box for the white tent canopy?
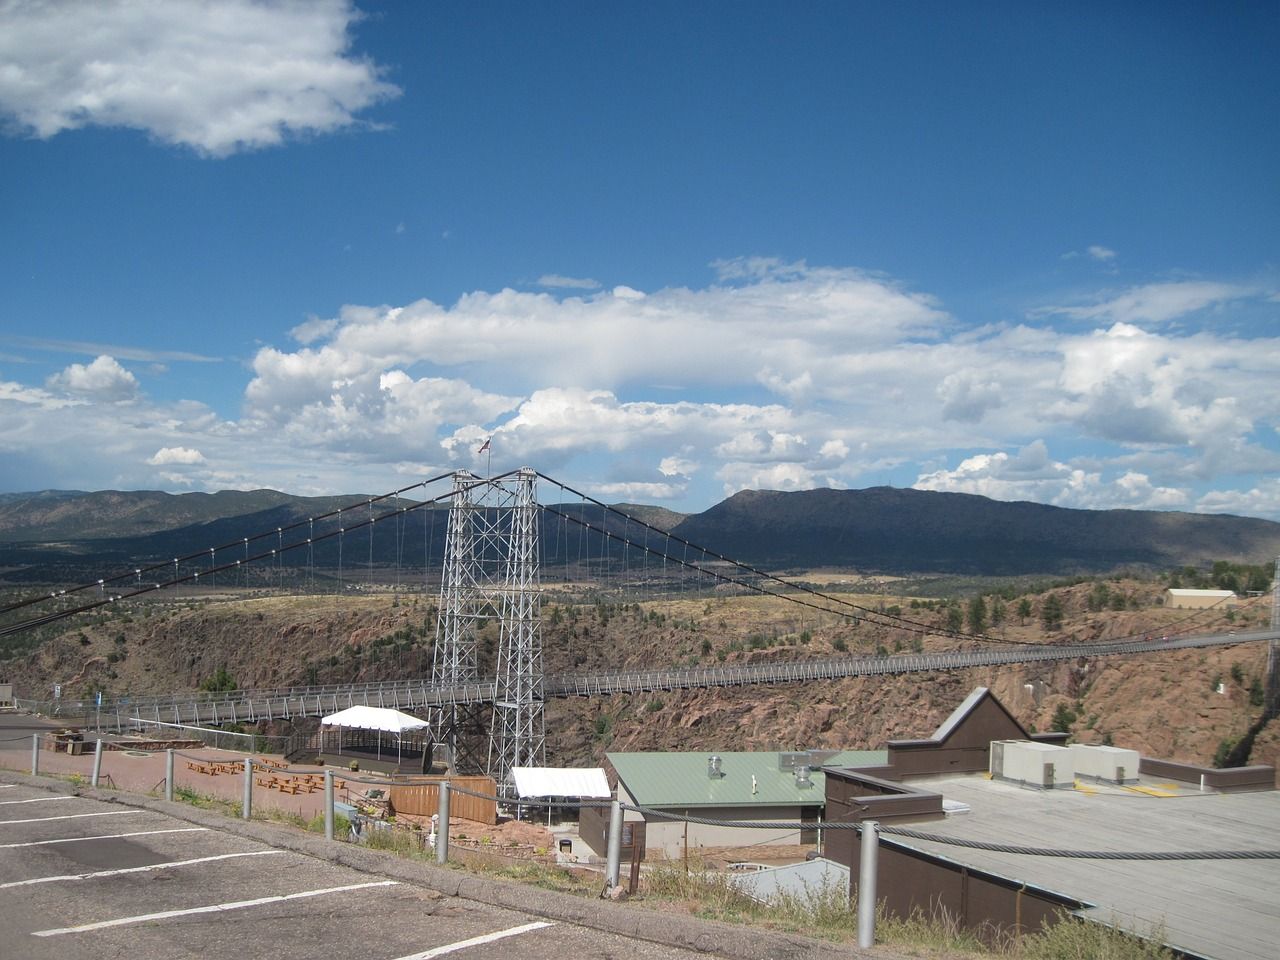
[511,767,611,799]
[320,705,429,763]
[321,705,429,733]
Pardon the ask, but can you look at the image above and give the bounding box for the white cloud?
[2,261,1277,519]
[0,380,79,409]
[1196,479,1280,518]
[1087,245,1117,261]
[148,446,206,465]
[1038,281,1254,327]
[714,430,808,463]
[0,0,399,157]
[717,461,827,497]
[592,480,686,500]
[290,317,341,345]
[658,455,698,477]
[913,442,1190,511]
[937,371,1004,423]
[46,355,139,401]
[537,274,600,290]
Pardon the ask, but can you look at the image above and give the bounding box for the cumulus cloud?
[659,455,698,477]
[148,446,206,465]
[46,355,139,401]
[2,261,1278,517]
[913,442,1189,511]
[1197,479,1280,517]
[717,461,829,497]
[1087,245,1117,261]
[0,0,399,157]
[938,371,1004,423]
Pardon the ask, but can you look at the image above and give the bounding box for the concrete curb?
[2,770,883,959]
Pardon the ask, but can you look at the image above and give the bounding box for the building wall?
[647,805,811,858]
[1165,589,1236,609]
[868,840,1079,943]
[884,693,1065,779]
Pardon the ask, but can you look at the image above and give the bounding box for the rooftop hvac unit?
[989,740,1074,790]
[1070,743,1140,784]
[795,765,814,788]
[778,752,810,772]
[708,755,724,779]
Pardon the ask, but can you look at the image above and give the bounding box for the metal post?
[31,733,39,775]
[606,799,624,889]
[436,781,451,864]
[857,820,880,949]
[165,749,175,802]
[91,738,104,787]
[324,770,334,841]
[242,757,253,819]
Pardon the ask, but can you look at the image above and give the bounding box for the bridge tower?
[486,467,545,798]
[431,468,544,794]
[430,471,485,767]
[1267,556,1280,718]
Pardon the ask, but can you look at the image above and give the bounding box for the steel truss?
[431,468,544,793]
[1268,557,1280,718]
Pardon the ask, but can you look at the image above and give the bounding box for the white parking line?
[1,827,208,848]
[0,795,75,805]
[33,880,401,936]
[0,784,16,789]
[0,810,138,825]
[1,849,283,888]
[392,921,555,960]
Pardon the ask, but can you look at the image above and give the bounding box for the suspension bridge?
[3,467,1279,798]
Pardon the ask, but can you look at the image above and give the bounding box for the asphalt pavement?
[0,710,880,960]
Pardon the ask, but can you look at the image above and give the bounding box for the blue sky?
[1,1,1278,519]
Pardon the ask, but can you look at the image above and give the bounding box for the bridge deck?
[20,629,1274,733]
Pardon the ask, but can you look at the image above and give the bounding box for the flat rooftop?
[879,773,1280,960]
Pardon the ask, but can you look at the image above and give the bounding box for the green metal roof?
[608,750,887,808]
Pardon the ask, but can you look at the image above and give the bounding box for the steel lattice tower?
[430,471,485,766]
[431,468,544,790]
[1267,556,1280,718]
[487,468,545,798]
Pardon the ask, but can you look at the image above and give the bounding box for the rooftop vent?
[708,755,724,779]
[795,765,813,788]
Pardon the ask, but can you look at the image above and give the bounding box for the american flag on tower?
[477,437,491,454]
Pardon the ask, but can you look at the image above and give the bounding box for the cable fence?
[127,718,292,754]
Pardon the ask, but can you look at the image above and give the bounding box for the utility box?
[1070,743,1140,784]
[990,740,1074,789]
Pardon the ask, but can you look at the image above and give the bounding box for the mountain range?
[1,485,1277,584]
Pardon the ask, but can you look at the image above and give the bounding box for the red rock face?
[8,577,1274,780]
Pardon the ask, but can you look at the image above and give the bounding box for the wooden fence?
[388,776,498,825]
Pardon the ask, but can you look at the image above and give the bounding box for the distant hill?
[671,486,1280,575]
[0,484,1277,583]
[0,489,367,542]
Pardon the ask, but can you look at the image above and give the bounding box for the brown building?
[822,687,1279,960]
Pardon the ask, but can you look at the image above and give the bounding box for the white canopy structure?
[320,705,429,763]
[511,767,611,799]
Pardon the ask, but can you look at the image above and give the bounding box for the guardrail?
[15,628,1275,731]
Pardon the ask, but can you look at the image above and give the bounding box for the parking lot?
[0,776,729,960]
